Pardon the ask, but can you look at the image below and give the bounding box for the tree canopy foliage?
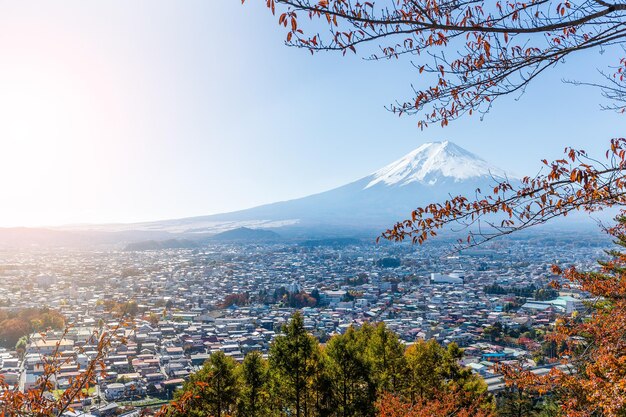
[170,351,240,417]
[160,313,493,417]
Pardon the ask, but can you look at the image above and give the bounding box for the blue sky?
[0,0,623,226]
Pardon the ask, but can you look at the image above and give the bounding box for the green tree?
[15,336,27,359]
[534,398,560,417]
[269,312,319,417]
[483,323,503,343]
[442,343,490,409]
[39,311,65,329]
[308,351,335,417]
[174,351,240,417]
[324,326,373,417]
[496,384,539,417]
[404,339,488,407]
[365,323,407,395]
[404,339,447,402]
[237,351,269,417]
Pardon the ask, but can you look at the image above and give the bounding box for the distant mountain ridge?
[210,227,281,241]
[124,239,199,251]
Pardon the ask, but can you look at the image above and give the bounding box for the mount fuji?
[96,141,514,236]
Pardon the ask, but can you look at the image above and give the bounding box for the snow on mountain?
[365,141,509,189]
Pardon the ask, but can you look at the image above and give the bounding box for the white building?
[431,273,463,284]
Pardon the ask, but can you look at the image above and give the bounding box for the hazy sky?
[0,1,623,227]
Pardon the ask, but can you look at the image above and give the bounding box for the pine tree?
[404,339,446,402]
[269,311,319,417]
[324,326,373,417]
[404,339,488,405]
[309,351,335,417]
[173,351,239,417]
[366,323,407,395]
[237,351,269,417]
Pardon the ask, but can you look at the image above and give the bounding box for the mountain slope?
[113,141,513,233]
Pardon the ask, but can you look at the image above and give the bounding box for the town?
[0,230,609,415]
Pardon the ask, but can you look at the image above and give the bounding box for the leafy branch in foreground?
[0,315,133,417]
[493,217,626,416]
[247,0,626,128]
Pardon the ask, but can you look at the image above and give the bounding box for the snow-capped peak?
[365,141,510,189]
